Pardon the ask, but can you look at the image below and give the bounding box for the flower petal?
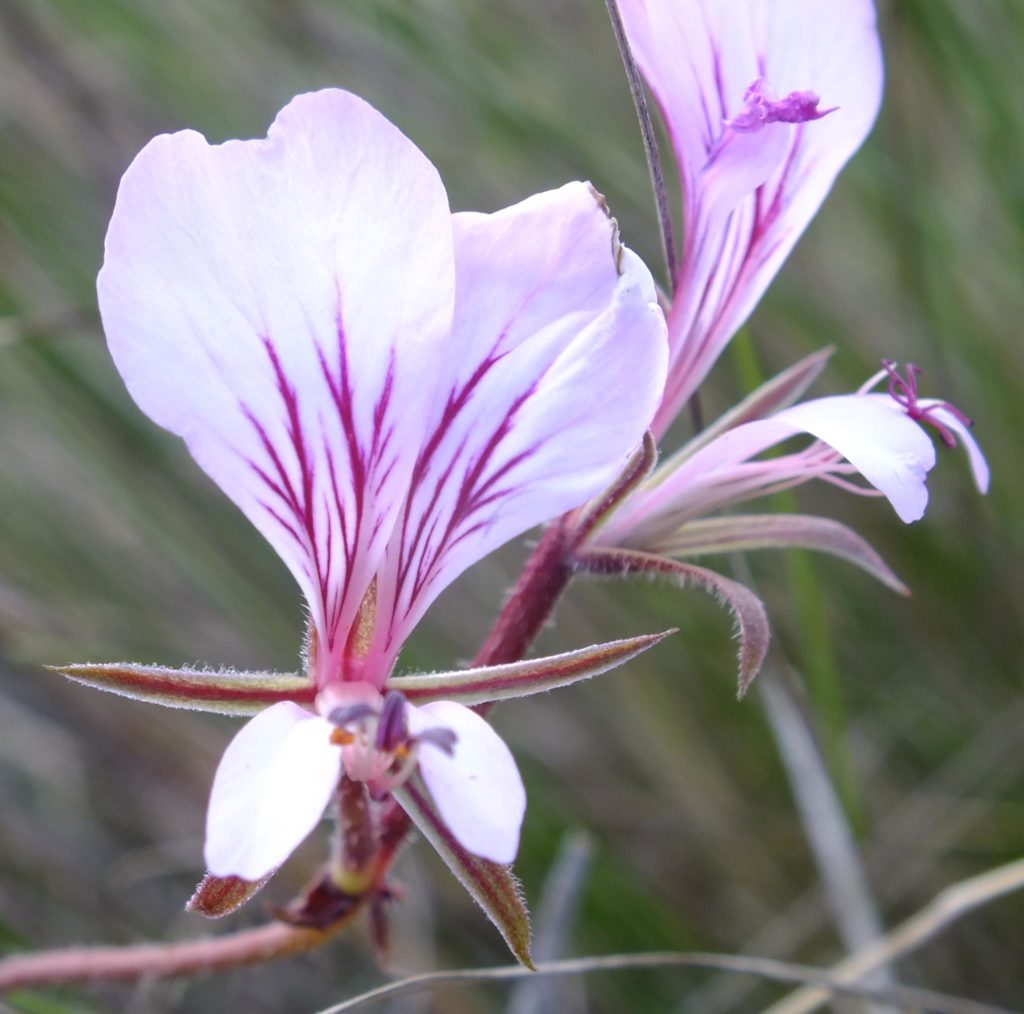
[98,89,456,664]
[408,701,526,864]
[617,0,884,428]
[774,396,936,523]
[204,702,341,880]
[920,400,991,494]
[369,183,668,663]
[606,393,939,544]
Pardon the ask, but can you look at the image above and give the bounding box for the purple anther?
[414,726,458,756]
[375,691,408,752]
[882,359,974,449]
[327,702,377,728]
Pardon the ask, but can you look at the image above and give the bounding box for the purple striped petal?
[98,90,455,680]
[368,183,667,664]
[606,393,941,544]
[617,0,884,430]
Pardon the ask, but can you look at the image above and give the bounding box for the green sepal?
[395,778,533,968]
[649,513,909,595]
[52,662,315,715]
[387,631,672,706]
[577,547,770,698]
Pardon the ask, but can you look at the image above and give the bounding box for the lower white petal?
[204,701,341,880]
[410,701,526,865]
[921,401,991,494]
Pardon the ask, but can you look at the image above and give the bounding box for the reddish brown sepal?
[186,871,274,918]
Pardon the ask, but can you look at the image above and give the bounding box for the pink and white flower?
[616,0,885,432]
[97,89,667,880]
[599,361,990,556]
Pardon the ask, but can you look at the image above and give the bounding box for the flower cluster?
[62,0,988,961]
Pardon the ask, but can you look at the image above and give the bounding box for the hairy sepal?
[650,348,833,488]
[395,778,533,968]
[569,431,658,545]
[577,547,770,697]
[186,871,276,918]
[651,513,909,595]
[387,631,672,706]
[52,663,315,715]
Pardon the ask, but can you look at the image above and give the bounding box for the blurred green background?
[0,1,1021,1011]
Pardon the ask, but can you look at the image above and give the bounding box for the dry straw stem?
[766,855,1024,1014]
[309,951,1009,1014]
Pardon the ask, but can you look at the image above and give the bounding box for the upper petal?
[408,700,526,865]
[617,0,884,427]
[369,183,668,663]
[98,89,455,664]
[204,702,341,880]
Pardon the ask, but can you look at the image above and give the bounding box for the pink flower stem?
[0,918,356,993]
[472,519,574,668]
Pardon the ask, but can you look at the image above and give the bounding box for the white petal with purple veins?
[205,702,340,880]
[369,182,667,662]
[617,0,884,428]
[99,89,456,666]
[606,392,942,542]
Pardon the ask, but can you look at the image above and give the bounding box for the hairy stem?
[472,520,573,668]
[333,777,376,893]
[0,917,355,993]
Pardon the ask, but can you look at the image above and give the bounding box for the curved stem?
[0,916,355,993]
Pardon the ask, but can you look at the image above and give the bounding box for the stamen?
[725,77,836,133]
[375,691,408,752]
[414,726,458,756]
[882,360,973,449]
[327,702,378,728]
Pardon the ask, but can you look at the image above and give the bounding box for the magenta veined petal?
[617,0,884,430]
[98,89,456,671]
[603,393,946,545]
[204,702,340,881]
[408,700,526,865]
[367,182,668,667]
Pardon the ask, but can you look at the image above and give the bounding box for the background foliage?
[0,1,1020,1010]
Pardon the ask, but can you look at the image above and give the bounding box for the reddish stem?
[0,919,353,993]
[472,520,574,668]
